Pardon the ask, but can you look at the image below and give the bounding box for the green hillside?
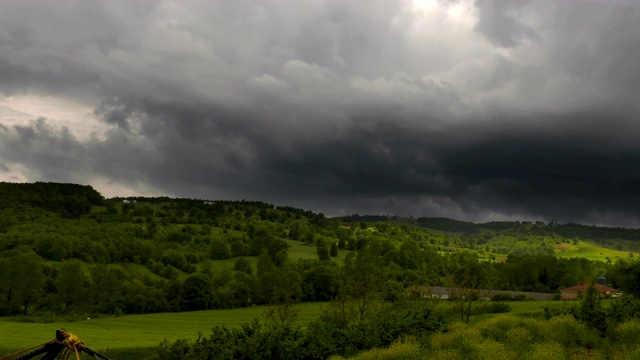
[0,181,639,320]
[5,183,640,360]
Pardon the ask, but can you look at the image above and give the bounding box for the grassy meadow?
[496,300,555,317]
[0,302,324,358]
[555,240,634,262]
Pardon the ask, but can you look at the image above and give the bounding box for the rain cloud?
[1,0,640,226]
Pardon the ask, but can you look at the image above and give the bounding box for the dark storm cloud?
[75,97,640,226]
[0,118,88,182]
[3,96,640,226]
[94,98,138,131]
[2,0,640,226]
[260,113,640,225]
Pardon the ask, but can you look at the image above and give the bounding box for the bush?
[151,301,451,360]
[512,294,533,301]
[527,341,566,360]
[609,319,640,350]
[234,257,253,274]
[210,240,231,260]
[505,327,533,348]
[328,339,424,360]
[541,315,601,350]
[429,323,516,360]
[480,316,544,344]
[606,295,640,325]
[543,304,578,320]
[472,302,512,316]
[150,320,306,360]
[429,323,481,355]
[491,294,513,302]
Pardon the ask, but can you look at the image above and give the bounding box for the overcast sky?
[1,0,640,227]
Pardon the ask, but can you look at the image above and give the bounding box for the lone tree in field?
[323,239,387,330]
[579,283,606,333]
[182,273,212,311]
[447,252,494,324]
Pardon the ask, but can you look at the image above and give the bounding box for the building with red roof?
[560,283,619,300]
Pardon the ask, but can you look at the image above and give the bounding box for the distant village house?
[560,282,619,300]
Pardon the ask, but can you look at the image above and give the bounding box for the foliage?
[210,239,231,260]
[328,339,424,360]
[182,274,213,311]
[233,257,252,275]
[543,303,579,320]
[578,283,606,333]
[151,299,452,360]
[445,252,494,323]
[0,252,45,315]
[0,182,104,216]
[607,258,640,296]
[0,181,635,321]
[543,288,640,337]
[426,315,603,359]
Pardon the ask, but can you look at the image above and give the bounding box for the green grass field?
[0,303,324,357]
[507,300,556,316]
[284,239,351,263]
[555,240,634,262]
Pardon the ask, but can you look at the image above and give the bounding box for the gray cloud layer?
[1,0,640,226]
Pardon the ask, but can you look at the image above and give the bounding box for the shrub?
[468,315,544,355]
[210,240,231,260]
[472,302,512,316]
[425,315,608,360]
[423,348,461,360]
[430,323,483,356]
[468,339,514,360]
[429,323,517,360]
[480,315,526,342]
[543,304,578,320]
[541,315,601,350]
[606,295,640,325]
[234,257,253,274]
[491,294,514,302]
[505,327,533,348]
[526,341,565,360]
[329,339,425,360]
[609,319,640,350]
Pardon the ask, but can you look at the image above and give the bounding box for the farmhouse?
[560,283,619,300]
